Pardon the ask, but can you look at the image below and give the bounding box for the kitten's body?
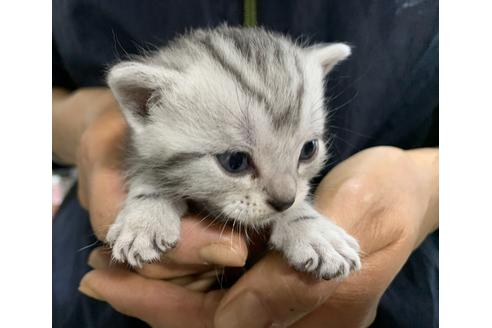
[106,26,360,279]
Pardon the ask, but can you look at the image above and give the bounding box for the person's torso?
[53,0,438,172]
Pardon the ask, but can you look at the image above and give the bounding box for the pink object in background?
[52,175,63,217]
[52,171,77,218]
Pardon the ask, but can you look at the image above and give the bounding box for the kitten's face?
[108,27,350,225]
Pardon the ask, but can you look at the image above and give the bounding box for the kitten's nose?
[267,197,295,212]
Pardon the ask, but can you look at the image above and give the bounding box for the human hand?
[78,146,438,327]
[52,87,118,164]
[213,146,438,327]
[77,106,248,290]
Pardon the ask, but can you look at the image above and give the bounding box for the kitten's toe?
[316,245,352,280]
[273,216,361,279]
[106,222,122,247]
[126,233,161,267]
[155,236,178,253]
[330,232,361,273]
[110,230,163,267]
[109,230,134,264]
[152,220,180,253]
[285,240,352,279]
[315,228,361,279]
[106,204,182,267]
[286,243,320,273]
[111,222,180,267]
[107,223,131,263]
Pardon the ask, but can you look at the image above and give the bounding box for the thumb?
[214,252,342,328]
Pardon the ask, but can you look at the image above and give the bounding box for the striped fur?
[105,27,359,276]
[108,26,351,221]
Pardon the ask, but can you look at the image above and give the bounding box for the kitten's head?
[108,27,350,225]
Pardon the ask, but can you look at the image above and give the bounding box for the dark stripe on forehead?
[254,48,268,76]
[223,31,254,62]
[273,42,284,66]
[200,36,268,105]
[153,152,205,174]
[199,29,305,132]
[269,53,304,130]
[293,53,305,119]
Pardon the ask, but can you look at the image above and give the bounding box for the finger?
[88,246,211,280]
[88,247,218,292]
[88,245,222,293]
[314,176,403,256]
[77,168,89,209]
[132,215,249,280]
[144,269,217,291]
[94,208,248,279]
[292,239,411,328]
[183,270,218,292]
[136,261,211,279]
[87,180,248,269]
[165,214,249,266]
[184,277,216,292]
[87,166,127,241]
[214,252,341,328]
[78,109,128,239]
[88,207,248,278]
[79,267,224,328]
[87,246,120,270]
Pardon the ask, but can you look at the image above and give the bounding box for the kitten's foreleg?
[269,202,361,279]
[106,177,186,267]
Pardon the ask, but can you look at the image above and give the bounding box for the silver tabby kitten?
[106,26,361,279]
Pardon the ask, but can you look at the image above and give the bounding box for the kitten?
[106,26,361,279]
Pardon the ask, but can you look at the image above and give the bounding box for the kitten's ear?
[307,43,351,75]
[107,62,169,129]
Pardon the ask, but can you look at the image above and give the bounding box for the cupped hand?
[79,141,438,327]
[77,106,248,290]
[213,146,438,327]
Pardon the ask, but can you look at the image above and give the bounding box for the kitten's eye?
[299,139,319,162]
[216,152,251,174]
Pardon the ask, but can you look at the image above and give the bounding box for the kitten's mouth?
[186,199,214,215]
[186,199,265,224]
[186,199,230,220]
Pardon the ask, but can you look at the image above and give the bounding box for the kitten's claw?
[106,209,180,267]
[271,215,361,279]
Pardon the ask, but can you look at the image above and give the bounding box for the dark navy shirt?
[53,1,438,327]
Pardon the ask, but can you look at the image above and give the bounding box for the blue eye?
[216,152,251,174]
[299,140,318,162]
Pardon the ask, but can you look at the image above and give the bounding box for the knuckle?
[77,130,95,169]
[332,175,379,210]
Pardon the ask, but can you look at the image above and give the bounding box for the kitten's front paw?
[106,207,180,267]
[271,216,361,280]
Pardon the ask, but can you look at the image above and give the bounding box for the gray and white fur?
[106,26,360,279]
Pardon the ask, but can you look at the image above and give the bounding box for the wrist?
[405,148,439,248]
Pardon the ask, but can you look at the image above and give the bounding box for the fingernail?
[199,243,246,267]
[215,291,271,328]
[78,276,105,301]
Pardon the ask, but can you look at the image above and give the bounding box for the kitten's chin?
[222,208,274,227]
[186,199,273,226]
